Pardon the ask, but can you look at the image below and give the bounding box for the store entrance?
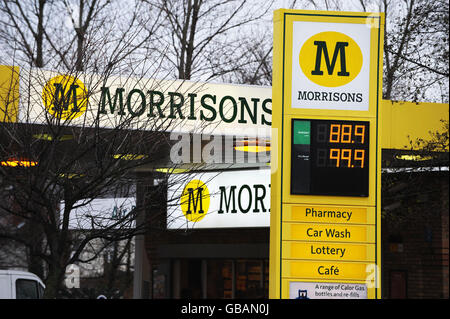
[174,259,269,299]
[179,259,203,298]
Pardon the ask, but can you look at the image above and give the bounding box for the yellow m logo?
[42,75,88,120]
[299,31,363,87]
[180,179,210,222]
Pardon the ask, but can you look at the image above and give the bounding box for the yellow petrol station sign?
[270,9,384,299]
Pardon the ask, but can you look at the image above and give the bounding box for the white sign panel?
[62,197,136,230]
[289,281,367,299]
[18,68,272,138]
[291,21,371,110]
[167,169,270,229]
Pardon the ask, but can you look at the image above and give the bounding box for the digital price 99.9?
[291,119,370,196]
[315,123,368,169]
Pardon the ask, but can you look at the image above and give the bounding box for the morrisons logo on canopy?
[42,75,88,120]
[40,74,272,127]
[98,86,272,125]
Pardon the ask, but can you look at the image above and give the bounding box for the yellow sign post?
[270,9,384,299]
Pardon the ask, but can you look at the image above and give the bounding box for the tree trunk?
[28,248,44,280]
[76,32,84,71]
[43,262,66,299]
[43,230,71,299]
[75,0,85,71]
[35,0,46,67]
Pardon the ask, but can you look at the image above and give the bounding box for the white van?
[0,270,45,299]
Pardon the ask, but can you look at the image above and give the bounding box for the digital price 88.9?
[316,123,368,168]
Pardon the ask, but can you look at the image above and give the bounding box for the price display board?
[291,119,370,196]
[270,9,384,300]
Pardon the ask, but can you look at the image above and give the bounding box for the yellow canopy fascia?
[381,100,449,151]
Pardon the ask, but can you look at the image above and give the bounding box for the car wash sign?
[167,169,270,229]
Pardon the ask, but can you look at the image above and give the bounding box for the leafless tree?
[0,64,198,298]
[0,0,210,299]
[219,30,273,86]
[221,0,448,104]
[0,0,162,73]
[147,0,273,81]
[0,0,48,67]
[380,0,449,102]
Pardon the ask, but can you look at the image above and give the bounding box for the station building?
[0,65,448,299]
